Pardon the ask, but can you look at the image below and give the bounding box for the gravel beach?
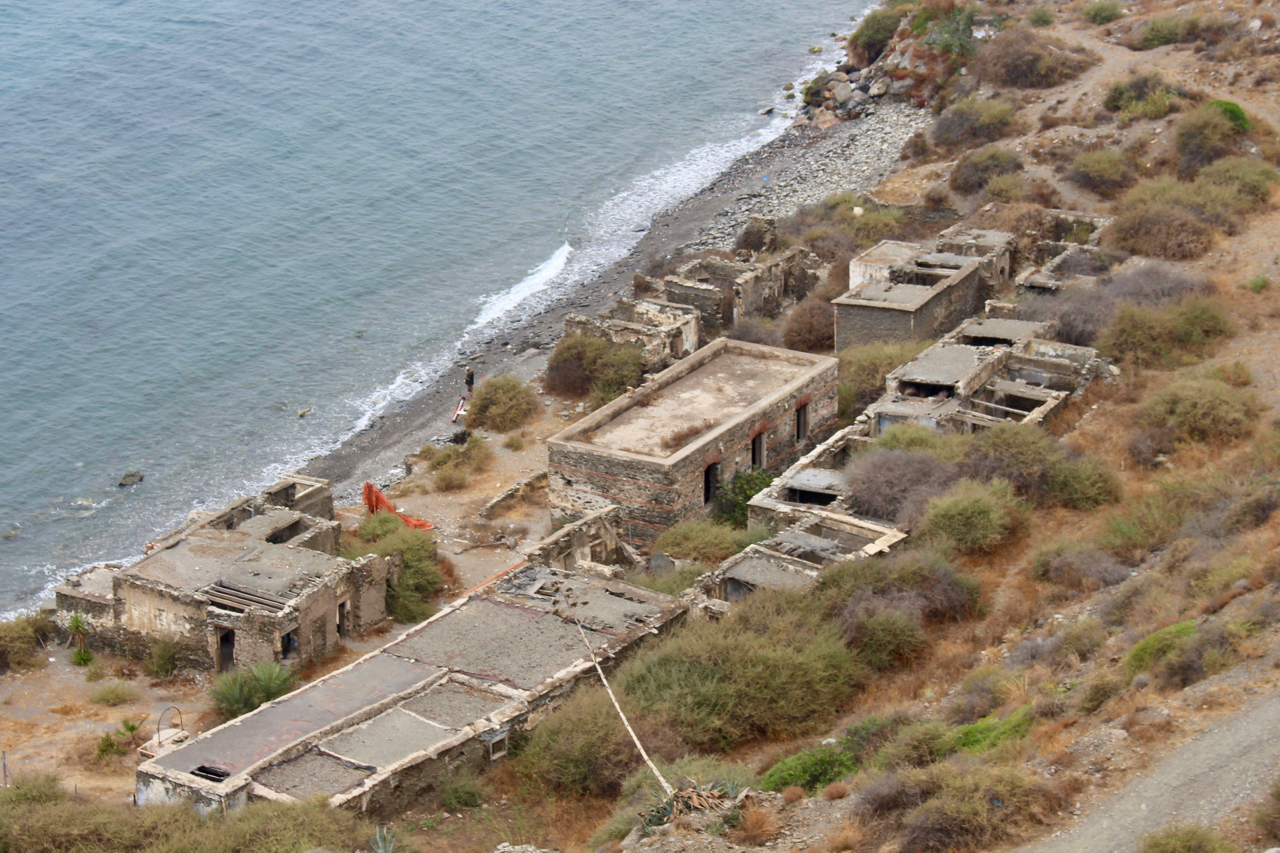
[302,100,931,504]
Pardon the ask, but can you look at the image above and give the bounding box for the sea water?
[0,0,872,612]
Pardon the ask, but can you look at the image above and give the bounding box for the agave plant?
[369,825,407,853]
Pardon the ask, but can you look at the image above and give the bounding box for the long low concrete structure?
[137,564,684,816]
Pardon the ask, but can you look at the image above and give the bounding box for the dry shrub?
[1141,824,1241,853]
[983,173,1027,203]
[546,333,644,406]
[841,595,927,671]
[917,479,1023,553]
[620,590,865,750]
[466,374,539,432]
[827,818,864,851]
[782,785,806,804]
[823,549,979,625]
[972,28,1097,88]
[652,519,746,564]
[837,339,931,423]
[844,449,960,524]
[963,423,1119,510]
[1070,149,1134,197]
[880,721,958,769]
[1257,777,1280,841]
[777,192,905,262]
[660,418,717,450]
[895,761,1060,851]
[728,318,782,346]
[1096,298,1232,368]
[1176,104,1241,172]
[515,686,687,797]
[732,804,781,845]
[1141,378,1258,442]
[1104,203,1216,260]
[932,96,1017,148]
[950,146,1022,195]
[1198,156,1279,202]
[1083,0,1122,24]
[1034,546,1129,592]
[784,295,836,353]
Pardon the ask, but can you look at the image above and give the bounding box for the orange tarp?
[362,481,435,530]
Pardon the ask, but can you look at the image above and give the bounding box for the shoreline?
[301,100,931,504]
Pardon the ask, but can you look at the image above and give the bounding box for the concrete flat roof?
[897,345,985,386]
[954,318,1045,343]
[724,555,818,592]
[125,509,338,597]
[579,347,815,458]
[321,708,454,768]
[154,652,440,777]
[834,278,936,307]
[252,752,370,799]
[852,240,918,269]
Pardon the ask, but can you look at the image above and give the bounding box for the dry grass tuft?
[822,781,850,800]
[733,803,782,846]
[782,785,806,804]
[827,817,865,851]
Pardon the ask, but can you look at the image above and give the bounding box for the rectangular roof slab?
[836,278,935,306]
[497,568,665,634]
[725,556,819,592]
[898,345,984,386]
[251,751,371,799]
[154,652,440,776]
[126,524,339,598]
[401,681,512,730]
[957,318,1046,343]
[321,707,453,769]
[853,240,919,268]
[785,469,847,495]
[585,349,812,457]
[387,597,606,691]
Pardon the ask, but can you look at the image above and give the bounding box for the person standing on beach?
[464,366,475,397]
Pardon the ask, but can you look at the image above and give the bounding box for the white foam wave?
[469,243,573,330]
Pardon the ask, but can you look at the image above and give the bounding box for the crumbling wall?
[834,300,916,349]
[522,507,642,571]
[661,277,725,332]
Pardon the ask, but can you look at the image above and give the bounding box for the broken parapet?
[521,506,643,573]
[136,563,685,817]
[1016,243,1120,295]
[480,472,550,520]
[548,339,838,544]
[564,297,700,371]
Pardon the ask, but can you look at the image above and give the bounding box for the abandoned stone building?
[856,317,1108,436]
[638,248,821,333]
[563,296,700,372]
[519,506,643,577]
[547,338,839,543]
[831,235,1008,351]
[135,551,684,816]
[55,476,393,671]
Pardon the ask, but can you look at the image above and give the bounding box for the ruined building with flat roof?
[55,475,393,671]
[547,338,839,544]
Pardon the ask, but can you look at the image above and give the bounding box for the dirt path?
[1010,688,1280,853]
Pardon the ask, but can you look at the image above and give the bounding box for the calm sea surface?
[0,0,870,611]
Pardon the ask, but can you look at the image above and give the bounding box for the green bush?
[880,721,958,769]
[369,527,443,623]
[1139,16,1184,49]
[953,705,1035,752]
[357,511,403,542]
[144,638,180,679]
[0,616,55,671]
[620,591,865,750]
[211,662,298,720]
[1028,6,1053,26]
[71,647,94,666]
[1077,670,1125,714]
[1142,824,1241,853]
[1126,621,1197,674]
[466,374,539,432]
[1141,378,1258,441]
[777,193,905,262]
[847,606,927,671]
[982,173,1026,203]
[587,347,647,409]
[837,340,930,423]
[950,146,1023,195]
[933,97,1017,148]
[876,422,974,463]
[547,334,609,396]
[438,774,484,810]
[90,682,140,707]
[1205,100,1250,133]
[653,519,750,563]
[916,479,1022,553]
[1083,1,1122,24]
[851,7,908,50]
[760,744,858,792]
[713,467,775,528]
[1070,149,1134,197]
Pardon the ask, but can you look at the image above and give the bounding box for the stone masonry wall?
[834,302,916,350]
